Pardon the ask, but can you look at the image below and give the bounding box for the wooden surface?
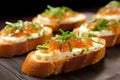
[0,8,120,80]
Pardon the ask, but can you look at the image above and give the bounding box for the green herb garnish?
[5,20,24,32]
[92,40,103,45]
[43,5,74,17]
[36,45,49,50]
[67,41,72,52]
[4,20,45,37]
[5,20,43,32]
[107,0,120,7]
[59,39,63,51]
[81,49,85,54]
[24,21,43,29]
[25,34,31,38]
[91,18,120,31]
[36,29,99,52]
[88,33,97,37]
[32,22,43,29]
[54,29,76,52]
[92,18,110,31]
[80,33,98,40]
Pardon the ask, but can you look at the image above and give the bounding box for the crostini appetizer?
[0,20,52,57]
[93,0,120,20]
[22,29,106,77]
[73,18,120,47]
[32,5,86,32]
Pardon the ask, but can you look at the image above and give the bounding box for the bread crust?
[22,40,105,78]
[116,27,120,44]
[32,13,86,32]
[63,47,105,72]
[0,27,52,57]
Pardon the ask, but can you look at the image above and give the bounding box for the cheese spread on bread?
[78,18,119,37]
[79,24,115,36]
[36,13,86,24]
[94,14,120,20]
[33,5,86,24]
[35,29,105,61]
[35,37,104,61]
[0,20,48,43]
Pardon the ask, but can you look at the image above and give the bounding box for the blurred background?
[0,0,112,18]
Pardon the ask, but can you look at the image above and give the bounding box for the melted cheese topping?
[36,13,86,24]
[0,27,48,43]
[35,37,104,61]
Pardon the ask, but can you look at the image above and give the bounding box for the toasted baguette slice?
[22,30,106,77]
[73,18,120,47]
[32,6,86,32]
[93,1,120,20]
[0,20,52,57]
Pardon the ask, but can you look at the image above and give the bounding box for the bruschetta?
[93,1,120,20]
[73,18,120,47]
[0,20,52,57]
[32,5,86,32]
[22,29,106,77]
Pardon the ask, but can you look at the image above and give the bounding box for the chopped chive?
[92,40,103,45]
[59,40,63,51]
[43,5,74,18]
[86,48,89,51]
[43,40,50,46]
[92,18,110,31]
[42,28,45,36]
[5,20,24,33]
[94,47,98,50]
[25,34,31,38]
[33,22,43,29]
[81,49,85,54]
[67,41,72,52]
[54,29,76,52]
[36,45,49,50]
[88,33,97,37]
